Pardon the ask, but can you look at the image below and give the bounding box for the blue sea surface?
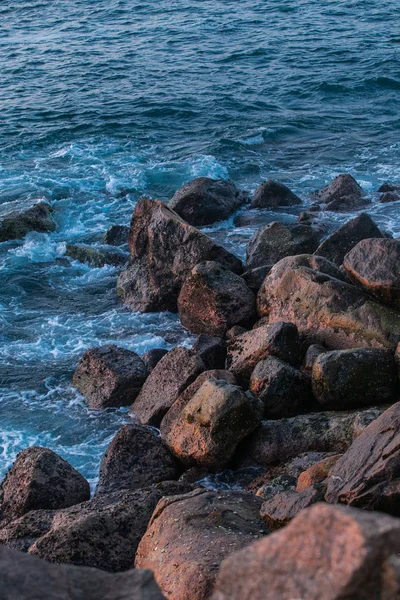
[1,0,400,488]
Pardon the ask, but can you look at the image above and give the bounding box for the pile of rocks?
[2,173,400,599]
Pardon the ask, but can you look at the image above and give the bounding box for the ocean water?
[1,0,400,489]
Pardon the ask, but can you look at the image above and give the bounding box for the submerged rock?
[312,348,396,410]
[250,180,302,209]
[117,197,242,312]
[65,244,127,267]
[315,213,383,265]
[0,545,165,600]
[130,347,205,426]
[178,261,256,336]
[0,202,56,242]
[135,489,268,600]
[246,221,321,269]
[168,177,246,226]
[211,503,400,600]
[73,345,147,409]
[0,447,90,524]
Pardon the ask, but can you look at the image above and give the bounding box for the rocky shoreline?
[2,173,400,599]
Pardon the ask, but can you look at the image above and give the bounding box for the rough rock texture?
[242,265,272,293]
[0,202,56,242]
[312,348,396,410]
[130,347,204,426]
[250,180,302,209]
[211,503,400,600]
[235,407,384,467]
[178,261,256,336]
[0,509,57,553]
[246,221,321,269]
[225,325,247,339]
[103,224,129,246]
[257,258,400,350]
[325,402,400,514]
[168,177,246,226]
[29,487,163,571]
[344,237,400,307]
[0,545,166,600]
[315,213,383,265]
[65,244,127,267]
[0,447,90,525]
[226,322,302,384]
[303,343,326,373]
[256,252,348,281]
[296,454,342,492]
[96,424,179,495]
[260,488,323,530]
[379,191,400,203]
[117,197,242,312]
[160,370,237,444]
[135,489,268,600]
[314,173,365,206]
[73,345,147,409]
[249,356,312,419]
[381,555,400,599]
[142,348,169,373]
[192,334,227,370]
[161,378,263,470]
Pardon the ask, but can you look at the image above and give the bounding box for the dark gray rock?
[103,224,129,246]
[192,334,227,370]
[0,202,55,242]
[141,348,169,373]
[65,244,127,267]
[250,180,302,209]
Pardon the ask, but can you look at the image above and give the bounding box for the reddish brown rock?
[178,261,256,336]
[249,356,312,419]
[250,180,302,209]
[246,221,321,269]
[0,545,165,600]
[73,345,147,409]
[314,173,364,207]
[130,347,204,426]
[257,257,400,350]
[0,447,90,525]
[312,348,396,410]
[260,488,323,531]
[0,509,56,553]
[117,197,242,312]
[343,237,400,308]
[211,503,400,600]
[325,402,400,514]
[161,378,263,470]
[168,177,246,226]
[135,489,268,600]
[315,212,383,265]
[96,424,179,496]
[296,454,342,492]
[226,322,302,384]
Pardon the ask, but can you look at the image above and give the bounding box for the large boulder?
[260,488,323,531]
[226,322,302,384]
[130,347,204,426]
[249,356,313,419]
[250,180,302,209]
[325,402,400,515]
[0,202,55,242]
[29,487,163,571]
[73,345,147,409]
[96,424,179,496]
[313,173,366,212]
[117,197,242,312]
[65,244,127,267]
[178,261,256,336]
[0,447,90,524]
[211,503,400,600]
[312,348,396,410]
[235,406,384,467]
[168,177,246,226]
[257,258,400,350]
[315,213,383,265]
[0,545,165,600]
[343,238,400,308]
[161,378,263,470]
[246,221,321,269]
[135,489,268,600]
[0,509,56,553]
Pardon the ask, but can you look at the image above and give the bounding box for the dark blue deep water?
[1,0,400,488]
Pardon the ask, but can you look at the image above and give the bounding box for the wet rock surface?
[250,180,302,209]
[0,202,56,242]
[135,489,268,600]
[313,173,365,210]
[73,344,147,409]
[65,243,127,267]
[103,224,129,246]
